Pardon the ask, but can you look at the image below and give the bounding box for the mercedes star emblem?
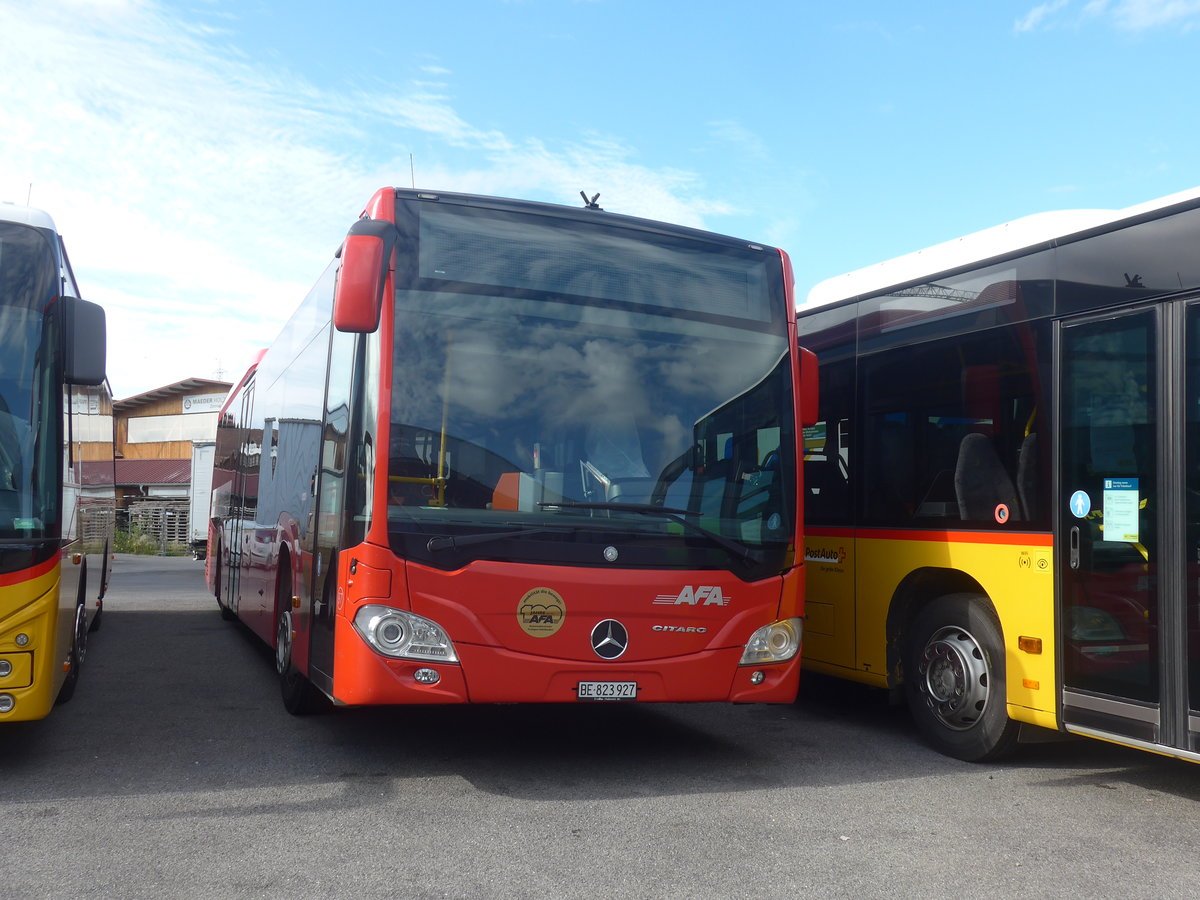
[590,619,628,660]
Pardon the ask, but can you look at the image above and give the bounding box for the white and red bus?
[0,205,113,722]
[208,188,817,713]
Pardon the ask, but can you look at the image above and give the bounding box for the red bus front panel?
[330,551,802,705]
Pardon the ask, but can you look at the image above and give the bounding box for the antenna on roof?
[580,191,602,210]
[410,155,416,189]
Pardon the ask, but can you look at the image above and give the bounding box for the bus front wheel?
[56,603,89,705]
[274,568,328,716]
[904,594,1018,762]
[214,552,235,622]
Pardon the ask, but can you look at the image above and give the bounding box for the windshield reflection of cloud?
[0,312,36,401]
[393,311,779,468]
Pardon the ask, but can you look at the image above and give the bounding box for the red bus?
[208,188,817,713]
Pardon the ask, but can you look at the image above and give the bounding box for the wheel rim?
[917,625,991,730]
[275,609,293,675]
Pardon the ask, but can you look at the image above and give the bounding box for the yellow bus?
[0,205,114,722]
[798,186,1200,762]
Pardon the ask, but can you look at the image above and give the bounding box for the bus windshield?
[0,222,60,540]
[386,201,795,578]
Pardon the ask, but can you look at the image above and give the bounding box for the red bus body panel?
[329,542,802,705]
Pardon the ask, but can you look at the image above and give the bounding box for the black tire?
[90,543,108,633]
[214,551,235,621]
[56,603,88,705]
[88,601,103,633]
[274,562,329,716]
[904,593,1019,762]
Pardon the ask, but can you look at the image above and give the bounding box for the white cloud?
[708,120,769,162]
[1015,0,1071,31]
[1106,0,1200,28]
[1016,0,1200,30]
[0,1,722,398]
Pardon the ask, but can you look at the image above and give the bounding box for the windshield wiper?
[426,527,573,553]
[539,501,761,566]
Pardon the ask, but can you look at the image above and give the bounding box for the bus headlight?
[0,694,14,713]
[352,605,459,664]
[739,618,802,665]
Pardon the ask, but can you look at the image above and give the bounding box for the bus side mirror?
[333,218,397,333]
[61,296,107,386]
[799,346,819,427]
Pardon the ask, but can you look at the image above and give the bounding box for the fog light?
[413,668,441,685]
[750,670,765,685]
[15,633,28,647]
[0,660,11,678]
[0,694,14,713]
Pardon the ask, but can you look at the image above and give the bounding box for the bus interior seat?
[606,477,656,504]
[955,432,1021,522]
[802,438,851,511]
[582,416,654,505]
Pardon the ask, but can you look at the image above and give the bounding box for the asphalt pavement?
[2,554,1199,899]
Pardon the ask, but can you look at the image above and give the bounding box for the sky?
[3,0,1199,400]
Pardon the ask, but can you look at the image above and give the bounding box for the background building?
[113,377,231,548]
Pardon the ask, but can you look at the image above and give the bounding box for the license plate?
[577,681,638,701]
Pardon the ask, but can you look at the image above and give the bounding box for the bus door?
[1057,299,1200,756]
[224,379,256,615]
[307,328,358,687]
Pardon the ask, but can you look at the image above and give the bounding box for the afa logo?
[653,585,731,607]
[518,587,565,637]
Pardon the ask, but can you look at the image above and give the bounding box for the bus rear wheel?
[904,594,1018,762]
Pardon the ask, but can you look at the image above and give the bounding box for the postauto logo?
[804,545,846,565]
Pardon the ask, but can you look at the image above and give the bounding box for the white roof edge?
[803,184,1200,309]
[0,202,57,230]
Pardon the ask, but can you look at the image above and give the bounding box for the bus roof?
[803,184,1200,310]
[387,187,779,252]
[0,203,57,230]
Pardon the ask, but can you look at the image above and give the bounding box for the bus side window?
[865,414,915,521]
[811,419,849,510]
[1017,432,1039,520]
[803,356,853,526]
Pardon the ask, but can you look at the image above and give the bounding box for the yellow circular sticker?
[518,587,565,637]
